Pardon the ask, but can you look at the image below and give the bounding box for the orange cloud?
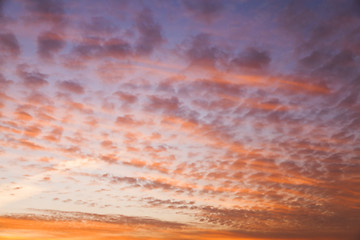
[0,217,139,240]
[276,78,330,95]
[0,215,347,240]
[18,139,45,150]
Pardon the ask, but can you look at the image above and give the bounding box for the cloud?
[57,80,84,94]
[23,125,41,137]
[103,38,132,58]
[83,16,118,34]
[44,126,63,142]
[231,47,271,71]
[16,65,48,89]
[15,110,33,121]
[0,32,20,58]
[145,95,181,114]
[100,140,113,148]
[0,73,12,89]
[319,49,357,78]
[142,197,195,209]
[37,31,66,59]
[0,0,5,19]
[122,158,146,168]
[353,0,360,17]
[182,0,224,23]
[70,37,132,61]
[71,37,103,59]
[100,154,118,164]
[113,91,138,104]
[0,2,360,240]
[24,0,66,26]
[103,173,194,194]
[277,0,317,36]
[2,208,358,240]
[135,8,163,55]
[18,139,44,150]
[115,114,143,126]
[0,209,187,240]
[34,209,186,228]
[183,33,225,70]
[298,50,329,69]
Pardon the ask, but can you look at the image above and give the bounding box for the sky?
[0,0,360,239]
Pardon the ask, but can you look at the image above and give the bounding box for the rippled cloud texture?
[0,0,360,239]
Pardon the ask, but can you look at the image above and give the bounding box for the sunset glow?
[0,0,360,239]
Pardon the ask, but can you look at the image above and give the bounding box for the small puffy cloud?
[135,8,163,55]
[183,33,224,69]
[83,16,118,34]
[44,126,63,142]
[231,47,271,71]
[24,0,66,26]
[71,37,132,60]
[145,95,181,114]
[16,65,48,89]
[103,38,132,58]
[37,31,65,59]
[0,32,20,58]
[113,91,138,104]
[0,73,12,89]
[115,114,143,127]
[57,80,84,94]
[182,0,224,23]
